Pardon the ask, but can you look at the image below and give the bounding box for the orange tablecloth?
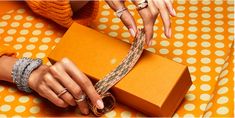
[0,1,234,117]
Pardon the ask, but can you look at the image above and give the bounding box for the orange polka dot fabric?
[0,1,234,117]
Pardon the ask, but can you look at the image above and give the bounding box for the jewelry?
[116,7,127,18]
[57,88,68,97]
[75,94,86,103]
[87,29,146,116]
[136,0,148,11]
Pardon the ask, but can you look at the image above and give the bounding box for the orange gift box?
[48,23,192,116]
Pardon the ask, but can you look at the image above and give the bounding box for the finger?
[105,0,137,38]
[153,0,171,38]
[44,72,76,106]
[163,0,176,16]
[76,97,90,115]
[133,0,155,46]
[60,58,104,109]
[38,83,68,108]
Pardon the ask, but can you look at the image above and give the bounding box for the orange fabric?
[26,1,99,28]
[0,45,16,57]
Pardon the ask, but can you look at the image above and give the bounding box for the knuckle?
[72,87,82,97]
[81,78,91,86]
[49,66,60,78]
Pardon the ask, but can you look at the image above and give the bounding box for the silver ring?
[75,94,86,103]
[116,7,127,18]
[57,88,67,97]
[136,0,148,11]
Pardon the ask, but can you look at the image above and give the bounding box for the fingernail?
[148,40,152,47]
[83,108,89,115]
[129,28,136,37]
[96,99,104,109]
[172,8,176,16]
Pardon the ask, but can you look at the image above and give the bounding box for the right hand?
[28,57,104,115]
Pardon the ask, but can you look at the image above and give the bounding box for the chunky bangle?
[11,57,43,93]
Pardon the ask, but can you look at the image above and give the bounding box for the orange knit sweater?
[0,1,99,57]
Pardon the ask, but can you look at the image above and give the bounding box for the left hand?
[105,0,176,46]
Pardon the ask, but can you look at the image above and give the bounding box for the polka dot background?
[0,1,234,117]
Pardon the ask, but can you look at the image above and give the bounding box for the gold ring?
[75,94,86,103]
[57,88,67,97]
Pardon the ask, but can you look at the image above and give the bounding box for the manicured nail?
[172,8,176,16]
[129,28,136,37]
[96,99,104,109]
[148,40,152,47]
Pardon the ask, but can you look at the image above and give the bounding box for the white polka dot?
[137,18,143,24]
[0,28,4,34]
[183,114,194,118]
[23,22,32,28]
[26,16,34,21]
[200,58,211,64]
[20,29,29,35]
[13,44,22,50]
[35,22,44,28]
[189,85,196,91]
[99,17,108,23]
[23,52,32,57]
[215,42,224,48]
[32,30,41,35]
[173,49,183,55]
[185,94,196,101]
[215,50,225,56]
[2,15,11,20]
[173,57,182,63]
[54,37,61,43]
[227,13,234,18]
[186,57,197,64]
[112,18,121,23]
[189,13,198,18]
[217,87,228,94]
[220,70,228,78]
[188,26,197,32]
[4,95,15,102]
[15,105,25,113]
[177,12,185,17]
[39,45,48,51]
[215,27,224,33]
[202,6,211,11]
[110,25,119,30]
[215,58,225,65]
[0,104,11,112]
[202,20,211,25]
[159,48,169,54]
[200,94,211,101]
[202,0,211,5]
[16,37,26,43]
[206,102,213,111]
[108,32,118,37]
[146,48,156,53]
[175,26,184,31]
[36,53,46,58]
[201,41,211,47]
[200,103,207,111]
[200,66,211,73]
[0,21,8,27]
[121,32,130,38]
[29,37,38,43]
[201,27,211,33]
[177,6,185,11]
[174,41,183,47]
[101,10,110,16]
[200,75,211,82]
[217,96,229,104]
[7,29,16,35]
[19,96,30,103]
[26,44,35,50]
[201,49,211,55]
[0,114,7,118]
[29,106,40,114]
[11,22,20,27]
[0,86,5,92]
[98,24,107,30]
[188,66,196,73]
[105,110,116,117]
[216,107,229,115]
[200,84,211,91]
[121,111,131,118]
[187,49,197,55]
[188,34,197,40]
[44,30,54,36]
[214,7,223,12]
[215,34,224,40]
[175,19,185,25]
[160,40,170,47]
[14,15,23,20]
[12,115,22,118]
[189,6,198,11]
[42,37,51,43]
[184,104,195,111]
[215,20,224,25]
[187,41,197,47]
[174,33,184,39]
[17,9,25,13]
[4,36,13,42]
[218,78,228,86]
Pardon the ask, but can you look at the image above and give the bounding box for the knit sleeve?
[0,45,17,58]
[26,0,99,28]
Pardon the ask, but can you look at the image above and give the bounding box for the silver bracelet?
[11,57,43,93]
